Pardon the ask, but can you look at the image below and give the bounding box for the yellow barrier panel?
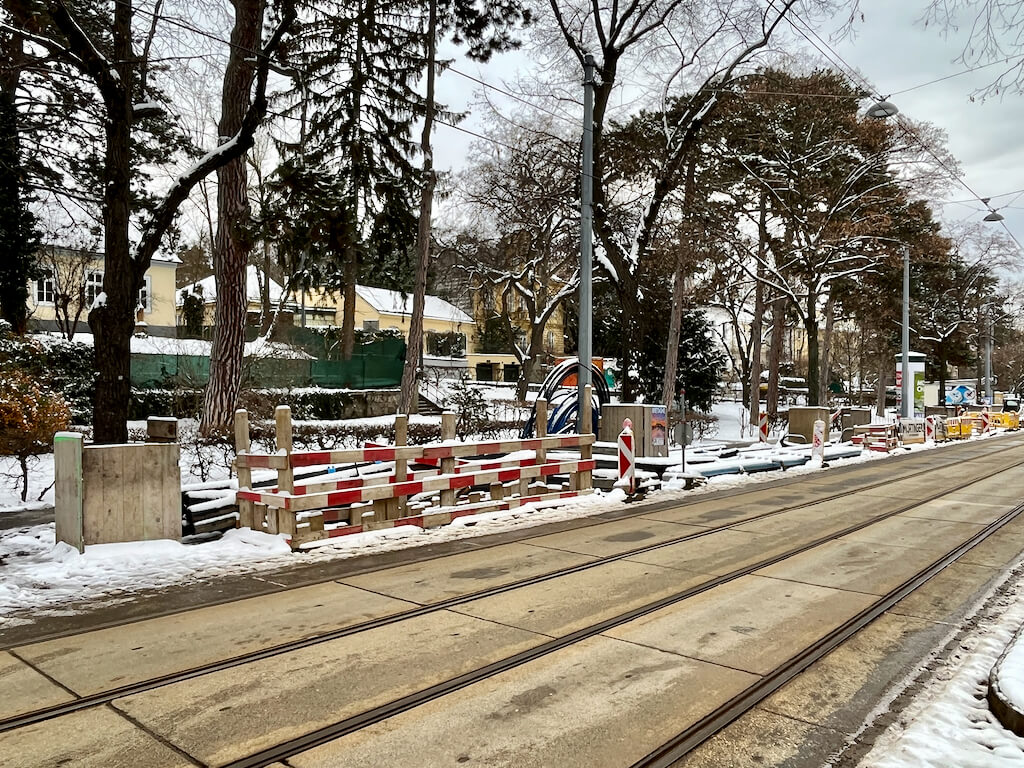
[991,412,1020,429]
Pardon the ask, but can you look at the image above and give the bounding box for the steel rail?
[631,500,1024,768]
[2,439,1020,738]
[216,458,1024,767]
[4,433,1006,650]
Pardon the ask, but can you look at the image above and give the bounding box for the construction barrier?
[945,417,968,440]
[234,393,596,548]
[863,424,898,453]
[758,412,768,443]
[899,418,925,445]
[991,412,1020,429]
[617,419,636,494]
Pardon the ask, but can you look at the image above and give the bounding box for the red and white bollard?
[758,412,768,443]
[982,407,991,433]
[812,418,826,464]
[925,415,936,443]
[617,418,636,495]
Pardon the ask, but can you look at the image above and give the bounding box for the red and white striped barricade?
[863,424,898,453]
[758,412,768,442]
[925,416,936,443]
[616,418,636,495]
[982,408,991,433]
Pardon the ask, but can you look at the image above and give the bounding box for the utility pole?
[901,247,911,418]
[577,55,596,426]
[985,306,993,404]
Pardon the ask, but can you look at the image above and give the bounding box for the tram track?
[3,432,1016,657]
[4,436,1024,766]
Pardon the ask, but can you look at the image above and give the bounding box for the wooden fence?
[234,390,596,548]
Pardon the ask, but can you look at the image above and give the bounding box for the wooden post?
[274,406,296,538]
[394,414,409,518]
[54,432,84,553]
[234,410,254,529]
[440,411,456,508]
[574,385,593,491]
[146,417,178,443]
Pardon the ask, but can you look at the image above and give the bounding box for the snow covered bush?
[0,369,71,500]
[0,330,94,423]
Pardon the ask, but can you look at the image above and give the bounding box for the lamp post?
[577,55,596,420]
[901,246,911,418]
[986,310,993,404]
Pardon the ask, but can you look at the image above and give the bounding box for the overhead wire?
[772,1,1023,251]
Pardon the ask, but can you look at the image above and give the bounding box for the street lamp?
[901,247,911,418]
[867,99,899,119]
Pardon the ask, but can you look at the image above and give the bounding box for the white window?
[138,275,152,313]
[85,270,104,308]
[35,270,55,304]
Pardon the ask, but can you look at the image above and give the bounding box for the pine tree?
[0,31,39,335]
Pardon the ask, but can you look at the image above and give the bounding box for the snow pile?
[0,525,292,628]
[854,567,1024,767]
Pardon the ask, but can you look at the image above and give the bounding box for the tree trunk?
[748,280,764,432]
[661,266,687,409]
[201,0,263,435]
[938,348,947,401]
[661,155,697,410]
[875,355,887,417]
[399,0,437,414]
[804,290,820,407]
[748,192,768,429]
[341,244,357,360]
[819,292,835,406]
[90,0,135,444]
[766,294,785,419]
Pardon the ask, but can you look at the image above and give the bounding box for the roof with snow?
[355,285,473,324]
[179,266,287,305]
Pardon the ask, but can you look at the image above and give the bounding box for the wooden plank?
[156,444,182,540]
[440,411,456,508]
[392,414,408,519]
[275,406,294,494]
[234,410,253,529]
[53,432,84,553]
[120,446,145,543]
[85,446,125,545]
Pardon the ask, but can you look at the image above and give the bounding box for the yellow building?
[469,283,567,382]
[179,270,476,374]
[30,247,179,337]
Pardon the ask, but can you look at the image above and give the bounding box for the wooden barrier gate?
[234,394,596,548]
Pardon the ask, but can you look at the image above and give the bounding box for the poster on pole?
[651,406,667,447]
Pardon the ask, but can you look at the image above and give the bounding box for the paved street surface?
[3,436,1024,768]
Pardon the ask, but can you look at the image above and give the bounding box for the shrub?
[0,330,94,423]
[0,369,71,500]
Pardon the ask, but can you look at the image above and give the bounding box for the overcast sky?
[432,0,1023,261]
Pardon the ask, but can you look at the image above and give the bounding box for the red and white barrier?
[925,416,935,443]
[240,457,596,511]
[982,408,991,433]
[758,412,768,442]
[617,418,636,494]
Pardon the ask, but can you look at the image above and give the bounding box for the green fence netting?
[130,341,405,390]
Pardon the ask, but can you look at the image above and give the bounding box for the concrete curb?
[988,620,1024,736]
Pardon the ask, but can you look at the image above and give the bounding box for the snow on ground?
[2,399,1024,766]
[849,561,1024,768]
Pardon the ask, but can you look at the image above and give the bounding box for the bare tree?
[3,0,296,442]
[542,0,813,401]
[39,246,101,340]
